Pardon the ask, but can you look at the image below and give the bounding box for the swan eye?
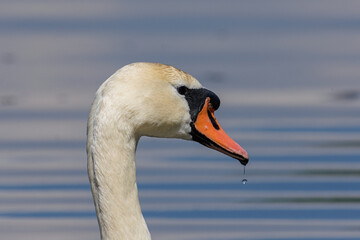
[177,86,188,95]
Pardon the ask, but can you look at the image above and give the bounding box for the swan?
[86,62,249,240]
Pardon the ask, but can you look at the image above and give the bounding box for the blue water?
[1,1,360,240]
[1,209,359,220]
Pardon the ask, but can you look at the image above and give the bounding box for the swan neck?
[88,122,150,240]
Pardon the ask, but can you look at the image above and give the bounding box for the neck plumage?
[87,105,151,240]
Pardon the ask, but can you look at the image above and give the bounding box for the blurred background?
[1,1,360,239]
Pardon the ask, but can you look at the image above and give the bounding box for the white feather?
[87,62,202,239]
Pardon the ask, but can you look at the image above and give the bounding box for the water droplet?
[242,166,248,184]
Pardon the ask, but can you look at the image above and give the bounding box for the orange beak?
[191,97,249,165]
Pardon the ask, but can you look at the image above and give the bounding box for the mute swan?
[87,62,249,240]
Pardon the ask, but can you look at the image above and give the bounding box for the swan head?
[96,62,248,165]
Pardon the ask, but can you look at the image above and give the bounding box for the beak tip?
[239,156,249,166]
[236,149,249,166]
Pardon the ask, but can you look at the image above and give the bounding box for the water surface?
[1,1,360,239]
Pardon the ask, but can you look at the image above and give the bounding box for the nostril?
[207,109,220,130]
